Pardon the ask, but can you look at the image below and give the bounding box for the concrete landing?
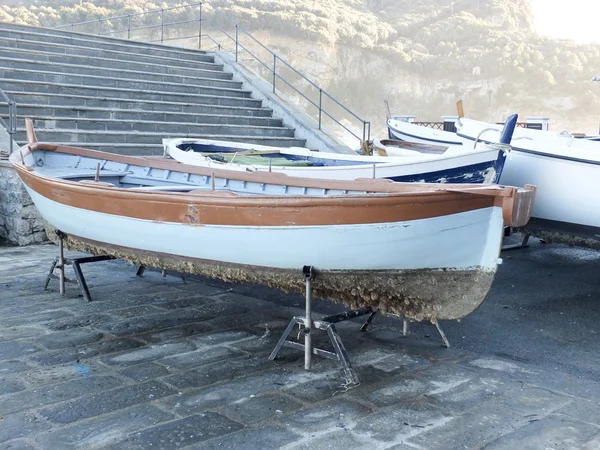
[1,240,599,449]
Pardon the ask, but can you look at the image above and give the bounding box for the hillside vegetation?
[1,0,599,135]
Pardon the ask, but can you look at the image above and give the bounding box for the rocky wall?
[0,160,47,245]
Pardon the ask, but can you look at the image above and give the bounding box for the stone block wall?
[0,160,47,245]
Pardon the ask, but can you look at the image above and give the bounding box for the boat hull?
[28,185,504,321]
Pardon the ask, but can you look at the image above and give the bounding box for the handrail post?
[128,14,131,39]
[161,9,165,43]
[273,55,276,93]
[235,24,238,61]
[8,100,15,154]
[318,89,323,130]
[198,3,203,50]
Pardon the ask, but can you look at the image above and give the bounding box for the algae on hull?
[45,225,495,322]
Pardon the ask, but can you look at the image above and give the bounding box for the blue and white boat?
[164,116,518,185]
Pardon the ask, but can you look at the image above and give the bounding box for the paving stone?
[36,328,105,350]
[152,295,222,310]
[0,325,47,342]
[109,305,167,318]
[367,376,432,407]
[40,380,177,424]
[194,425,301,450]
[423,373,516,413]
[0,360,30,375]
[484,415,600,450]
[102,413,244,450]
[497,386,573,416]
[0,376,26,394]
[102,341,197,367]
[0,440,38,449]
[1,310,75,328]
[218,393,302,425]
[0,411,50,444]
[159,370,329,415]
[0,376,122,415]
[98,307,239,336]
[353,348,432,374]
[0,341,40,362]
[286,430,371,450]
[556,398,600,425]
[43,313,116,332]
[34,405,175,449]
[162,354,267,389]
[28,337,145,366]
[119,362,172,382]
[19,362,105,388]
[135,323,213,344]
[407,402,529,449]
[283,399,373,433]
[158,346,245,370]
[190,330,258,347]
[353,398,449,445]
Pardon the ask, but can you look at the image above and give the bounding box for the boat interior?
[27,147,377,197]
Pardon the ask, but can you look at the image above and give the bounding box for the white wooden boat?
[11,120,535,321]
[164,136,509,185]
[456,118,600,151]
[457,118,600,247]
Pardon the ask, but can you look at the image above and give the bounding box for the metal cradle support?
[401,319,451,348]
[501,229,531,252]
[269,266,371,386]
[44,230,115,301]
[136,266,187,284]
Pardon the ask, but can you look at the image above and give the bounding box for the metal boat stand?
[401,319,451,348]
[44,230,115,301]
[501,230,531,252]
[269,266,373,386]
[135,266,187,284]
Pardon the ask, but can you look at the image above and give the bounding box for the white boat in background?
[456,119,600,151]
[387,117,464,146]
[164,116,518,185]
[457,118,600,247]
[165,138,507,184]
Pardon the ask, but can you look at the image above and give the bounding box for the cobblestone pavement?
[1,242,600,449]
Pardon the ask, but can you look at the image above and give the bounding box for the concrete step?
[14,128,297,145]
[18,117,295,138]
[0,43,229,79]
[14,138,307,156]
[0,35,216,65]
[0,55,235,87]
[0,43,223,74]
[6,92,273,117]
[0,68,246,96]
[6,105,283,127]
[1,80,262,108]
[0,22,213,62]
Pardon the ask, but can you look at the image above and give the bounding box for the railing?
[0,88,16,154]
[55,3,370,146]
[413,122,444,130]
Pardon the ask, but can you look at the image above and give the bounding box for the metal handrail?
[53,2,370,145]
[0,88,16,154]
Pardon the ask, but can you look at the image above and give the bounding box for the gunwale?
[10,141,534,228]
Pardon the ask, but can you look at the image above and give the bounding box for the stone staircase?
[0,22,307,156]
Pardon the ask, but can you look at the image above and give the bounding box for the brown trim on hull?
[52,230,496,321]
[10,140,536,227]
